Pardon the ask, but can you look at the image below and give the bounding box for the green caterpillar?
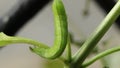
[31,0,68,59]
[0,0,68,59]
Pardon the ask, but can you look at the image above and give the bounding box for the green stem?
[81,46,120,67]
[72,0,120,67]
[62,34,72,68]
[66,34,72,62]
[0,32,48,48]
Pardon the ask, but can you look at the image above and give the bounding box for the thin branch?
[81,46,120,67]
[72,0,120,67]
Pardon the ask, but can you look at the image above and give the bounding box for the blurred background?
[0,0,120,68]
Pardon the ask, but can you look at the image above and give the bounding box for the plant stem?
[81,46,120,67]
[72,0,120,67]
[66,34,72,62]
[62,35,72,68]
[0,32,48,48]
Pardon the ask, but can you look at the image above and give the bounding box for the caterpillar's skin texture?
[0,0,68,59]
[31,0,68,59]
